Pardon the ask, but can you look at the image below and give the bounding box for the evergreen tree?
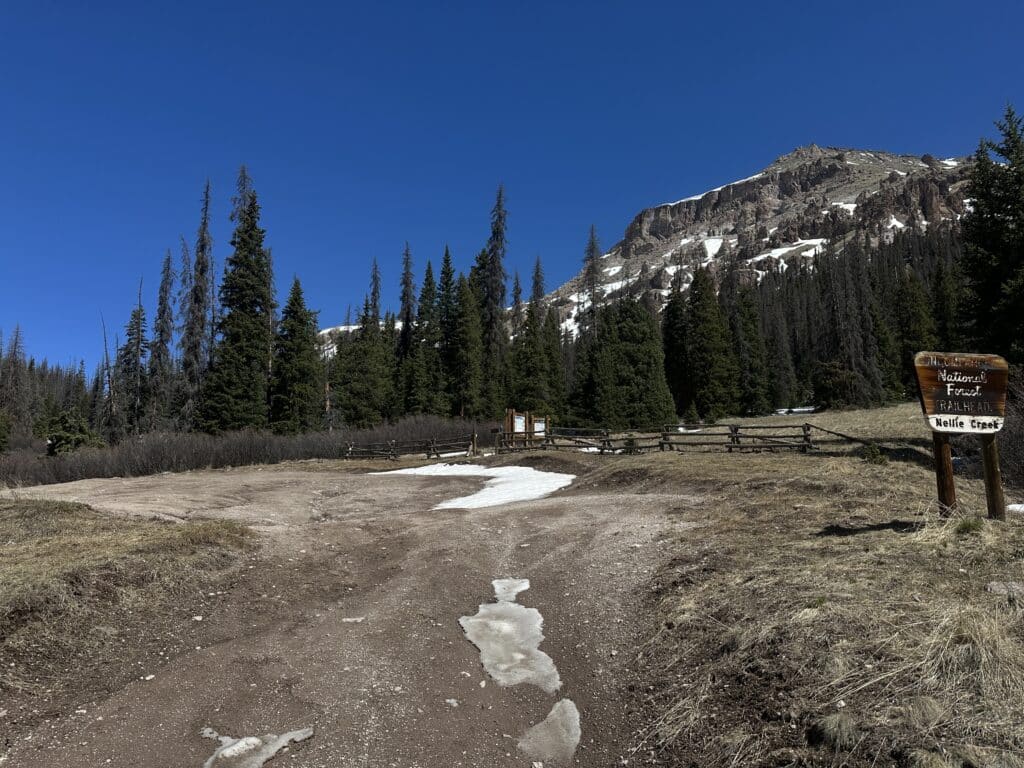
[961,105,1024,363]
[201,169,274,432]
[396,243,417,360]
[661,287,690,415]
[685,268,739,421]
[542,306,567,418]
[180,181,213,429]
[333,267,396,428]
[531,257,545,304]
[511,271,524,336]
[896,270,938,390]
[0,327,30,437]
[931,258,961,350]
[408,260,447,415]
[114,288,149,437]
[758,277,798,409]
[395,244,419,412]
[148,249,175,428]
[508,289,549,411]
[480,186,509,416]
[581,226,602,330]
[450,275,484,418]
[574,300,675,429]
[437,246,458,400]
[269,278,321,434]
[610,300,677,429]
[734,285,771,416]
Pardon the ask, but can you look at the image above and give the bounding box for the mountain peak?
[547,145,972,337]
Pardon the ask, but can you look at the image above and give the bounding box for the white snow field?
[1009,504,1024,514]
[376,463,575,509]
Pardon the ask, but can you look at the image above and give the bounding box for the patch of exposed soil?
[1,462,695,767]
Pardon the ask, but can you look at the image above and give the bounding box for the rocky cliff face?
[548,145,971,335]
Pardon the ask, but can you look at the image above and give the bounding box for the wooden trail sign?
[913,352,1009,519]
[914,352,1009,434]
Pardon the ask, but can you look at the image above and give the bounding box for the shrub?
[0,410,9,452]
[45,411,104,456]
[0,415,495,489]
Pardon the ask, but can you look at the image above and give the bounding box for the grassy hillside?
[621,405,1024,767]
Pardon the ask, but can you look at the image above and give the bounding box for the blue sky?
[2,1,1022,368]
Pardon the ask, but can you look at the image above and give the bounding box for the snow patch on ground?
[1008,504,1024,514]
[602,265,622,277]
[830,202,857,214]
[459,580,562,693]
[375,464,575,509]
[941,158,959,167]
[601,279,628,296]
[201,727,313,768]
[887,215,906,229]
[704,238,724,258]
[518,699,581,766]
[560,314,580,340]
[493,577,531,603]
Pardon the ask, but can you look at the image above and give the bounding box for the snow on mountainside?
[546,145,971,337]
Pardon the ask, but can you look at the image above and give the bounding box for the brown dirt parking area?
[1,453,698,767]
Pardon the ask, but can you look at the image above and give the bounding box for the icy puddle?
[200,727,313,767]
[375,463,574,509]
[519,699,582,766]
[459,578,562,692]
[461,579,581,765]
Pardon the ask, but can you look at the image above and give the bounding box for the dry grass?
[0,498,252,697]
[617,408,1024,767]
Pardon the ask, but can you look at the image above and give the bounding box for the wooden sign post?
[913,352,1010,519]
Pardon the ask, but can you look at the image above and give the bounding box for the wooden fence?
[341,434,476,460]
[334,423,886,460]
[495,423,870,455]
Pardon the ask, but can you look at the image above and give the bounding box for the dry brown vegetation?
[609,405,1024,767]
[0,498,253,711]
[0,414,492,489]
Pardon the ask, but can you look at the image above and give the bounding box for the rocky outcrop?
[546,146,971,332]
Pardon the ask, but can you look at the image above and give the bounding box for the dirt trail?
[2,462,697,767]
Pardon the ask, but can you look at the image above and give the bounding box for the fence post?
[979,434,1006,520]
[728,425,739,453]
[932,433,957,515]
[428,438,438,459]
[388,440,397,461]
[802,424,812,453]
[471,432,478,456]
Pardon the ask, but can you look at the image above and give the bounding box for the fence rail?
[333,422,882,460]
[340,434,476,460]
[493,423,866,454]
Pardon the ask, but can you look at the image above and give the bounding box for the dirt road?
[2,458,696,767]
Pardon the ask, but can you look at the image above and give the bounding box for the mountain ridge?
[547,144,971,336]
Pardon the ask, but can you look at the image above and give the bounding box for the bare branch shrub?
[0,415,494,488]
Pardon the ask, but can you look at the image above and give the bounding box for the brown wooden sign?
[913,352,1009,434]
